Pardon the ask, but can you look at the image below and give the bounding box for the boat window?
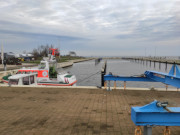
[30,76,34,84]
[23,76,29,85]
[9,79,19,85]
[39,63,46,69]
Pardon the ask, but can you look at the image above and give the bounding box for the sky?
[0,0,180,56]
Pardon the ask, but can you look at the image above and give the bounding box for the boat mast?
[1,44,4,65]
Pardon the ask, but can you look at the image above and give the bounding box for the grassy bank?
[22,56,85,64]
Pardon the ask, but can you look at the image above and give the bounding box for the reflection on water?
[64,59,177,88]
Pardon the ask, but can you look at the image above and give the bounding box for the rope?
[78,71,101,83]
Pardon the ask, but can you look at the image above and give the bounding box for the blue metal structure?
[131,100,180,126]
[104,64,180,88]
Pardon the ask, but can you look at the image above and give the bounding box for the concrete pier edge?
[0,84,179,92]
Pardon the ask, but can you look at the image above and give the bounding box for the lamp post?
[1,44,4,65]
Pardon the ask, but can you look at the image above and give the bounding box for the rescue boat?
[2,50,77,86]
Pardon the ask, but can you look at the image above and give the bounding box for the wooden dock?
[123,57,180,65]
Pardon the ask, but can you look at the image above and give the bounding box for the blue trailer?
[131,100,180,135]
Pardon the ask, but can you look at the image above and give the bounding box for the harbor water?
[64,59,177,88]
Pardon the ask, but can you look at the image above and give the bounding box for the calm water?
[64,59,177,88]
[64,60,102,86]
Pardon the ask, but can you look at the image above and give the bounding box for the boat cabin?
[17,59,57,79]
[8,73,38,85]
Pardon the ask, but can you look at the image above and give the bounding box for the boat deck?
[0,87,180,135]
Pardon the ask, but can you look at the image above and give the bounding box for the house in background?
[19,53,34,61]
[69,51,76,57]
[0,52,15,58]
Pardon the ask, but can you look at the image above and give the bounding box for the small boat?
[2,49,77,86]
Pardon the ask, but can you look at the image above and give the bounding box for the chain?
[135,126,142,135]
[164,126,170,135]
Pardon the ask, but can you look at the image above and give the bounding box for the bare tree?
[32,44,56,58]
[32,49,39,59]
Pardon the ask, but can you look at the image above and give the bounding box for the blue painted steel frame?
[104,65,180,88]
[131,101,180,126]
[104,75,155,82]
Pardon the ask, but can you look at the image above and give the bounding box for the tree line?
[32,45,60,59]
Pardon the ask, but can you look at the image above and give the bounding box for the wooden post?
[114,81,116,90]
[124,81,126,90]
[101,61,107,87]
[104,81,107,89]
[101,70,105,87]
[166,85,168,91]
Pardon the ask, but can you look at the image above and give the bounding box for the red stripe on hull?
[38,80,77,86]
[2,79,77,87]
[2,80,9,83]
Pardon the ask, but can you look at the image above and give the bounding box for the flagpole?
[1,43,4,65]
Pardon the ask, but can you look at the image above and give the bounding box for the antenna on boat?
[49,48,58,60]
[59,42,60,60]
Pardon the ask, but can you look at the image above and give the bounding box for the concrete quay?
[72,58,94,63]
[0,63,37,71]
[0,87,179,135]
[0,84,179,92]
[58,58,94,68]
[58,61,74,68]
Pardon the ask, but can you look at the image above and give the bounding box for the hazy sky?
[0,0,180,56]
